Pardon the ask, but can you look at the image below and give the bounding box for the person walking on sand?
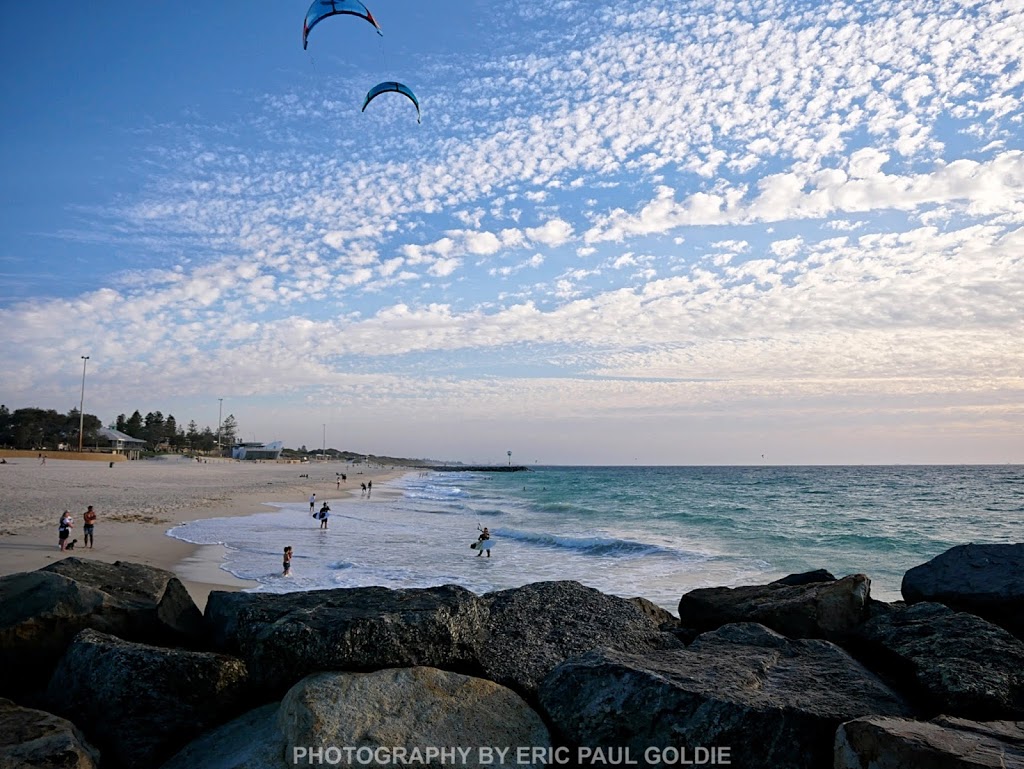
[82,505,97,549]
[283,546,293,576]
[318,501,331,529]
[309,493,316,513]
[58,511,73,551]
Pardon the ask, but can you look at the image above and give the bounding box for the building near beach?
[96,427,148,459]
[230,440,284,460]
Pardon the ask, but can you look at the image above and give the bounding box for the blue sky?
[1,0,1022,464]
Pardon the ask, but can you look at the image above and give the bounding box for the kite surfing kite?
[362,81,421,123]
[303,0,382,50]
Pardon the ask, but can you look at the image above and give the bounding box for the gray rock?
[538,622,911,769]
[481,580,681,700]
[855,602,1024,719]
[0,697,100,769]
[677,573,872,641]
[772,569,836,586]
[206,585,488,696]
[278,668,551,769]
[0,559,202,697]
[902,543,1024,639]
[39,558,203,641]
[46,629,249,769]
[159,704,284,769]
[628,596,679,628]
[836,715,1024,769]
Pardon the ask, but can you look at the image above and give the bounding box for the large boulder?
[836,715,1024,769]
[854,602,1024,719]
[677,573,872,641]
[159,704,283,769]
[0,697,100,769]
[539,622,912,769]
[205,585,488,696]
[902,543,1024,639]
[0,559,203,697]
[279,668,551,769]
[45,629,249,769]
[162,667,554,769]
[480,580,681,700]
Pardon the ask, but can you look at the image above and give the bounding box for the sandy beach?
[0,453,410,608]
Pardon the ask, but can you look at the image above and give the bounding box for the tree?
[220,414,238,447]
[165,414,179,448]
[124,411,143,438]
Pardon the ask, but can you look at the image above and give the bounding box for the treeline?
[112,410,238,452]
[0,404,239,453]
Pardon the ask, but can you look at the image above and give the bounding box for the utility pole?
[78,356,90,452]
[217,398,223,455]
[322,424,326,459]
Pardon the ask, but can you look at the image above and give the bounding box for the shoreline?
[0,454,412,609]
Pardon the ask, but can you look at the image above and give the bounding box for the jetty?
[431,465,530,472]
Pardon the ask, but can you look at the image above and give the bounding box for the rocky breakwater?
[0,544,1021,769]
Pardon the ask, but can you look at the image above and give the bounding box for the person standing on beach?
[318,502,331,529]
[82,505,97,549]
[58,511,72,551]
[309,493,316,513]
[367,480,372,497]
[283,546,293,576]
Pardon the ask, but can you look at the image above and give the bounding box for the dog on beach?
[65,539,78,551]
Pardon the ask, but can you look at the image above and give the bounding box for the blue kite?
[362,81,421,124]
[303,0,382,50]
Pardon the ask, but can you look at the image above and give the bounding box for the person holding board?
[473,525,492,557]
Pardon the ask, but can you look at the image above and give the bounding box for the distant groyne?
[431,465,530,472]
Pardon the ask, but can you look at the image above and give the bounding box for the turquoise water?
[170,465,1024,609]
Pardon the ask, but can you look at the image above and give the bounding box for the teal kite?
[303,0,382,50]
[362,81,421,124]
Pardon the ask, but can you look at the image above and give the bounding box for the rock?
[45,629,249,769]
[39,558,203,641]
[205,585,488,696]
[278,668,551,769]
[159,704,284,769]
[481,580,681,700]
[677,573,871,641]
[902,543,1024,639]
[539,622,912,769]
[0,697,100,769]
[628,596,679,628]
[0,559,203,697]
[836,715,1024,769]
[772,568,836,586]
[855,602,1024,719]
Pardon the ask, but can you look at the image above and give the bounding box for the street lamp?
[217,398,223,454]
[323,424,326,459]
[78,356,90,452]
[507,450,512,467]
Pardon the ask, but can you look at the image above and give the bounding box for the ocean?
[169,465,1024,609]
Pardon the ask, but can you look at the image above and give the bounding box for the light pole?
[217,398,223,454]
[507,450,512,467]
[78,356,90,452]
[322,424,326,459]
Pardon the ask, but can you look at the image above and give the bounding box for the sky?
[1,0,1022,465]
